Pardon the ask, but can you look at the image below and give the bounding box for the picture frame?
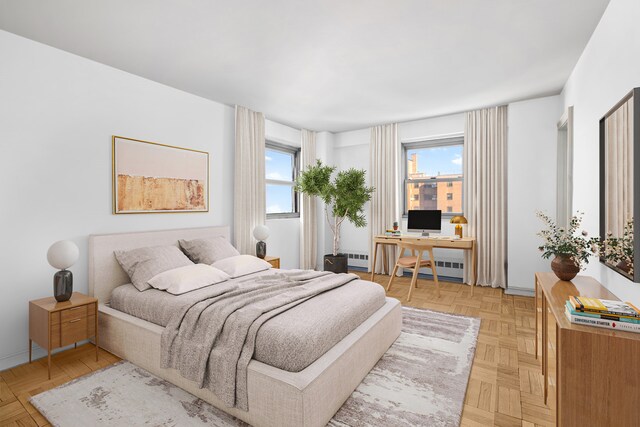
[112,136,209,214]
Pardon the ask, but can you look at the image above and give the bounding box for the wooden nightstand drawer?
[61,305,88,322]
[61,316,88,347]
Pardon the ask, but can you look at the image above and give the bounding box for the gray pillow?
[114,245,194,291]
[179,237,240,265]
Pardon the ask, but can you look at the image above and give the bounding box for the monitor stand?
[421,231,431,237]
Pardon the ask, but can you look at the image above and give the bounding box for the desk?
[534,272,640,426]
[371,235,477,294]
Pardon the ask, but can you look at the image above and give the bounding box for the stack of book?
[565,296,640,333]
[385,229,401,236]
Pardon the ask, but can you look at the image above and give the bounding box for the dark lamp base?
[54,270,73,302]
[256,241,267,259]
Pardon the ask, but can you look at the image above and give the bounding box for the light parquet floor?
[1,273,551,427]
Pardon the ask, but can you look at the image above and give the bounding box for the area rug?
[30,307,480,427]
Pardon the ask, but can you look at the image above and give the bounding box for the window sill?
[267,213,300,220]
[401,213,464,220]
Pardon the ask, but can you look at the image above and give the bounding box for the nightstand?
[264,256,280,269]
[29,292,98,379]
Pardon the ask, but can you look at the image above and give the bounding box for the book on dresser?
[569,296,640,318]
[565,305,640,332]
[565,301,640,323]
[564,297,640,333]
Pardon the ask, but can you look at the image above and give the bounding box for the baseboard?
[0,340,90,371]
[505,287,535,297]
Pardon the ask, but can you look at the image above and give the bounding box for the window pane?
[266,184,293,214]
[406,180,462,213]
[407,145,463,178]
[266,149,293,182]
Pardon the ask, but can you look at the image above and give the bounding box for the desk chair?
[386,242,439,301]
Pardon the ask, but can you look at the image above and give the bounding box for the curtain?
[300,129,317,270]
[464,106,508,288]
[234,105,266,255]
[605,98,634,236]
[369,123,399,274]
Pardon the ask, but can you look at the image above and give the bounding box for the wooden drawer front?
[60,316,88,347]
[61,305,87,323]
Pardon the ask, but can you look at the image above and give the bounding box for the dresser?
[535,272,640,426]
[29,292,98,379]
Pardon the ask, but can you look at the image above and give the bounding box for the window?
[266,142,300,218]
[403,137,463,216]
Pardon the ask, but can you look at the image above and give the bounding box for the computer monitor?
[407,210,442,236]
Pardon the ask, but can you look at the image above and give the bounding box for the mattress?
[109,270,386,372]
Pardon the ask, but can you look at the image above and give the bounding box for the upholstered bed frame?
[89,226,402,427]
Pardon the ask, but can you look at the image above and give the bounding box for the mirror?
[599,87,639,282]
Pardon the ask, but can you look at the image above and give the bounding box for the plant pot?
[616,259,632,273]
[324,254,348,274]
[550,255,580,281]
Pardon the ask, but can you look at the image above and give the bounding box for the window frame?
[266,141,300,219]
[401,136,464,218]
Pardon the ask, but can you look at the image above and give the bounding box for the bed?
[89,226,402,427]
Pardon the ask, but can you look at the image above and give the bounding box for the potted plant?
[599,217,634,276]
[536,211,598,281]
[296,160,374,273]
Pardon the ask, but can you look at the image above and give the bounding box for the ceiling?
[0,0,610,132]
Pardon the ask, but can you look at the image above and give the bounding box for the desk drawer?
[60,316,88,347]
[61,305,88,323]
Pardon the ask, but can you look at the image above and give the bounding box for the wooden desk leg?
[471,241,478,296]
[381,244,388,275]
[370,242,379,282]
[28,339,32,363]
[542,294,548,404]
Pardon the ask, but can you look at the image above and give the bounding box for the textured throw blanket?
[161,270,358,410]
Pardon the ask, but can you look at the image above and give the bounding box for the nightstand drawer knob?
[69,318,82,323]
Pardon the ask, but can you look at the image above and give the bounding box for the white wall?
[507,95,561,292]
[561,0,640,305]
[0,30,235,369]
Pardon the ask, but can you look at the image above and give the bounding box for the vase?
[616,259,632,273]
[550,255,580,281]
[53,270,73,302]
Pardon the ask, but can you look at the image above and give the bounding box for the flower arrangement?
[599,217,634,276]
[536,211,598,278]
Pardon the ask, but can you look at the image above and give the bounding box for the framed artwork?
[112,136,209,214]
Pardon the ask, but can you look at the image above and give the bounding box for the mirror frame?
[599,87,640,282]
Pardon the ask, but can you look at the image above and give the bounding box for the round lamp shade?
[47,240,79,270]
[253,225,270,241]
[450,215,468,224]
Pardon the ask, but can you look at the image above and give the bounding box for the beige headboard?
[89,226,231,304]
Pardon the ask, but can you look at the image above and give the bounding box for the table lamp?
[450,215,468,238]
[253,225,270,259]
[47,240,79,302]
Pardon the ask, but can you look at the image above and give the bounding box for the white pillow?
[148,264,230,295]
[212,255,272,278]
